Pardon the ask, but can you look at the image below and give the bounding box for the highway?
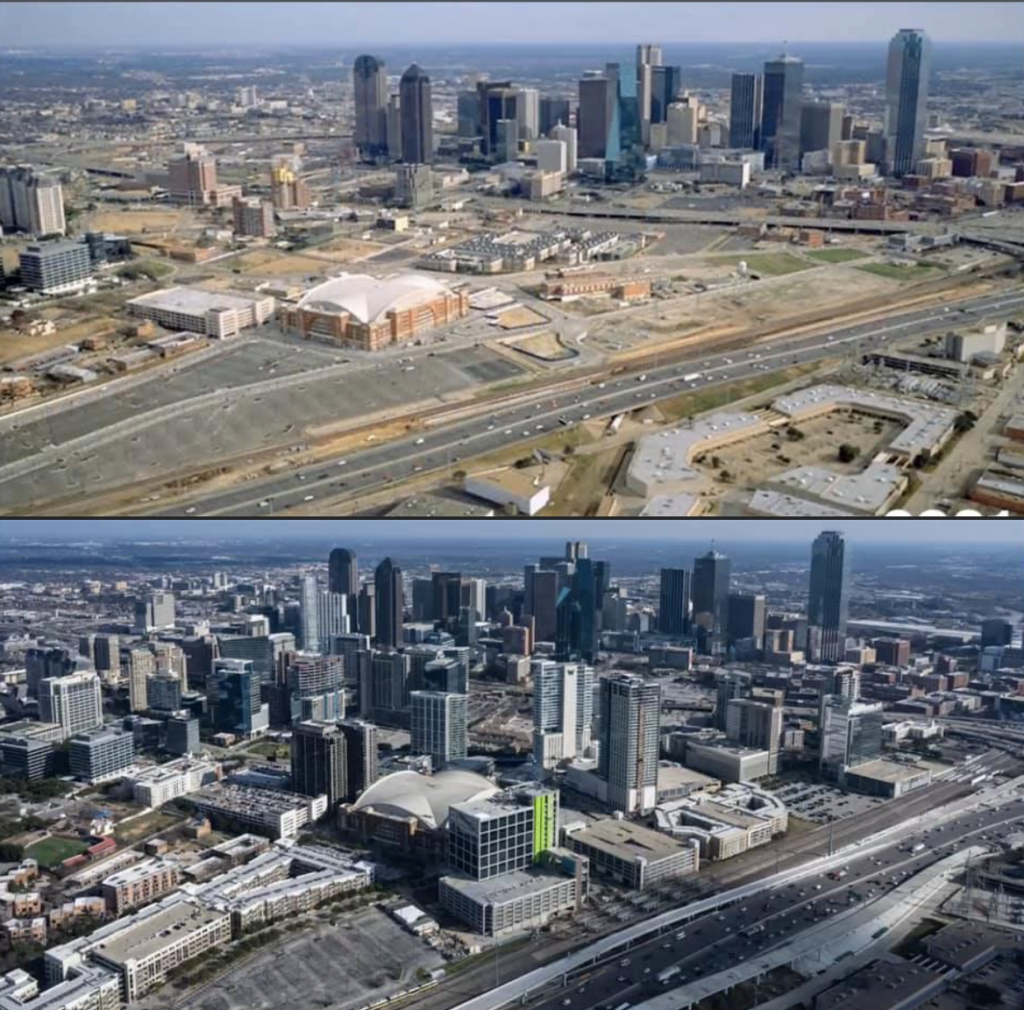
[158,286,1024,517]
[500,769,1024,1010]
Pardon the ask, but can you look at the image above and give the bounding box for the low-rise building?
[126,288,274,339]
[681,738,773,782]
[563,818,698,890]
[464,471,550,516]
[815,958,945,1010]
[0,964,121,1010]
[840,758,932,798]
[100,860,180,915]
[189,784,328,839]
[126,758,221,808]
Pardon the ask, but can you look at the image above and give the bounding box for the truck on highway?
[606,414,625,437]
[683,373,702,382]
[657,967,681,985]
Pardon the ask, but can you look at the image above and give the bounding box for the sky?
[0,520,1019,545]
[2,1,1022,47]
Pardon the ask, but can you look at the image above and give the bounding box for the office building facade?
[885,29,932,176]
[761,56,804,170]
[353,55,389,159]
[410,691,467,768]
[659,568,691,637]
[819,696,884,777]
[598,674,660,814]
[39,671,103,739]
[291,721,348,808]
[726,699,783,774]
[213,659,269,739]
[730,73,763,150]
[0,166,66,236]
[808,531,850,663]
[69,726,135,783]
[400,64,434,164]
[374,557,404,650]
[18,241,92,294]
[532,660,594,769]
[692,550,731,654]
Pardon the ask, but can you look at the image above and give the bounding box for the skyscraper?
[729,73,763,150]
[338,719,379,801]
[650,65,682,124]
[374,557,404,650]
[726,699,783,774]
[286,652,345,722]
[0,166,66,237]
[476,81,519,158]
[819,696,884,778]
[213,658,269,738]
[635,44,663,144]
[514,87,540,142]
[432,572,463,634]
[532,660,594,769]
[728,593,767,650]
[299,575,320,652]
[761,55,805,170]
[692,550,731,654]
[328,548,359,597]
[400,64,434,165]
[540,96,572,136]
[524,565,559,643]
[885,29,932,177]
[134,592,176,633]
[291,721,348,807]
[578,73,617,159]
[353,55,389,160]
[800,101,845,158]
[716,670,751,730]
[659,568,691,637]
[38,671,103,739]
[598,673,660,815]
[410,690,467,768]
[808,531,850,663]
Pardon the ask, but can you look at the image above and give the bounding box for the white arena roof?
[351,770,499,831]
[297,272,451,324]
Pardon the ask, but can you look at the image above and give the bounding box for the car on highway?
[415,438,425,445]
[185,507,197,515]
[258,501,270,508]
[303,495,315,502]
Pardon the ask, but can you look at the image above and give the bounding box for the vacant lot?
[25,836,89,868]
[114,809,184,842]
[0,315,121,367]
[507,330,576,361]
[856,262,944,282]
[805,248,870,264]
[237,254,334,278]
[495,305,548,330]
[706,252,814,276]
[87,209,190,234]
[313,238,387,263]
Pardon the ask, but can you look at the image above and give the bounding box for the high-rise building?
[25,646,89,697]
[167,143,221,206]
[447,785,559,880]
[432,572,463,634]
[981,618,1015,649]
[457,91,480,137]
[213,658,269,738]
[386,94,403,161]
[394,163,434,209]
[358,583,376,642]
[299,575,320,652]
[477,82,519,158]
[400,64,434,165]
[535,139,568,175]
[728,593,767,650]
[165,714,200,756]
[666,96,702,146]
[730,73,763,150]
[147,674,182,712]
[761,55,805,170]
[0,736,57,781]
[68,726,135,783]
[532,660,594,769]
[218,632,295,684]
[374,558,404,650]
[716,670,751,730]
[524,565,559,643]
[18,241,92,295]
[885,29,932,176]
[598,673,660,815]
[328,548,359,599]
[808,531,850,663]
[231,196,276,238]
[692,550,731,654]
[550,122,578,173]
[125,647,156,712]
[286,652,345,722]
[410,690,467,768]
[726,699,783,773]
[270,164,311,210]
[338,719,379,801]
[353,55,389,160]
[291,721,348,808]
[578,74,617,159]
[651,65,682,124]
[134,592,176,633]
[540,97,572,136]
[495,118,519,162]
[38,671,103,739]
[317,590,349,643]
[0,166,66,236]
[819,696,884,778]
[514,87,540,142]
[659,569,691,637]
[800,101,845,157]
[635,44,663,143]
[361,649,411,725]
[93,634,121,683]
[555,558,600,662]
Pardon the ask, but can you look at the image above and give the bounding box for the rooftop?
[91,899,226,966]
[843,758,932,784]
[770,459,907,514]
[127,286,269,314]
[440,868,574,904]
[748,490,856,517]
[102,858,177,889]
[640,495,702,517]
[296,272,452,324]
[567,818,691,863]
[815,958,945,1010]
[351,770,499,831]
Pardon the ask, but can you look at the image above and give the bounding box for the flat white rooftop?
[770,459,907,514]
[128,287,267,313]
[748,490,856,517]
[640,494,702,516]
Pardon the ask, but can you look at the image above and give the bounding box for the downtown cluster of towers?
[350,30,931,180]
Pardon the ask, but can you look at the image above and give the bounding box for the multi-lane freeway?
[501,771,1024,1010]
[155,286,1024,517]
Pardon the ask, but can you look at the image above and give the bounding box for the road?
[510,772,1024,1010]
[395,750,1021,1010]
[152,287,1024,517]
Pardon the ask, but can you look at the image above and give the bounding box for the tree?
[954,412,977,434]
[838,444,860,464]
[786,427,805,442]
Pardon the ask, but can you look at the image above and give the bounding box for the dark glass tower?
[692,550,731,655]
[353,55,389,160]
[885,29,931,177]
[761,55,804,170]
[400,64,434,165]
[373,557,404,650]
[729,72,763,150]
[659,568,691,636]
[808,531,850,663]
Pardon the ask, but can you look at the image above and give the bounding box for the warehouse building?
[126,287,275,338]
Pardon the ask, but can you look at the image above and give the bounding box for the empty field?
[313,238,387,262]
[237,254,334,277]
[805,248,870,264]
[86,209,190,233]
[856,262,944,281]
[705,252,814,276]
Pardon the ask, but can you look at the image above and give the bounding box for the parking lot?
[765,778,887,825]
[185,907,444,1010]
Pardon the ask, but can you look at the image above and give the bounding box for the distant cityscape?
[0,6,1023,513]
[0,521,1021,1010]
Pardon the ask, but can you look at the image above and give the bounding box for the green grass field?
[25,836,89,868]
[706,253,813,277]
[855,262,943,281]
[805,248,870,264]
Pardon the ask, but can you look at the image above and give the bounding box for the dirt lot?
[505,330,575,361]
[237,253,335,277]
[86,209,192,234]
[0,316,121,367]
[312,238,388,262]
[495,305,548,329]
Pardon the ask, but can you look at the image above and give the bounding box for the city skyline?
[2,2,1022,47]
[0,518,1020,546]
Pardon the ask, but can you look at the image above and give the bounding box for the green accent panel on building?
[533,791,555,860]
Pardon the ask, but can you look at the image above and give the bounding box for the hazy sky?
[3,2,1022,47]
[0,520,1019,545]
